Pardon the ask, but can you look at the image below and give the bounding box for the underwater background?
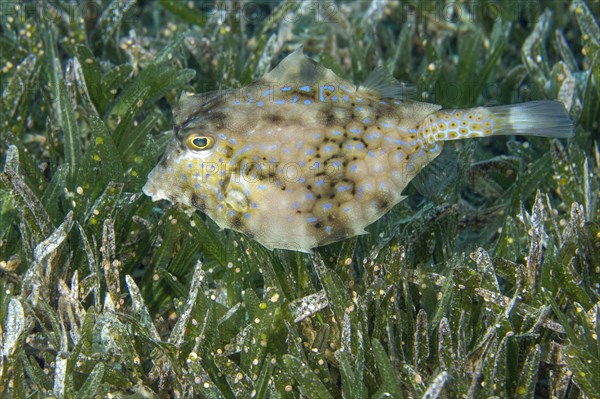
[0,0,599,397]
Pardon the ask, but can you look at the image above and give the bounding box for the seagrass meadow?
[0,0,599,398]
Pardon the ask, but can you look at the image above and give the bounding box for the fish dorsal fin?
[259,47,355,90]
[411,143,458,198]
[357,66,416,99]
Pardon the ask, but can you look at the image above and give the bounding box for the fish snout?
[142,167,169,202]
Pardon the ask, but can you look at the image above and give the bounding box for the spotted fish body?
[143,49,573,252]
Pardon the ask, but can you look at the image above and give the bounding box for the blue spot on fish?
[281,86,292,92]
[275,99,285,105]
[337,185,351,191]
[257,101,264,107]
[304,99,312,105]
[349,128,361,134]
[300,85,311,92]
[262,89,273,96]
[319,85,335,102]
[293,201,300,209]
[307,216,318,223]
[325,226,332,233]
[219,133,227,140]
[323,202,332,209]
[362,118,371,124]
[245,213,251,220]
[291,95,299,103]
[350,164,358,172]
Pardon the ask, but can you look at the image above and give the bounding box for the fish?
[142,48,574,252]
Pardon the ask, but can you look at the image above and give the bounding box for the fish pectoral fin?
[224,188,249,212]
[357,66,416,99]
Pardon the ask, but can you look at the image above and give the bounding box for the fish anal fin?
[411,143,457,198]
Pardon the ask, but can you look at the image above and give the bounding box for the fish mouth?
[142,178,162,202]
[142,167,168,202]
[142,179,158,200]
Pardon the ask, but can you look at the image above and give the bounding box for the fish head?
[143,93,235,213]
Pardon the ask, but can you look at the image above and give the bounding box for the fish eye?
[186,134,214,151]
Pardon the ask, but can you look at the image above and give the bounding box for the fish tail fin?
[420,100,574,145]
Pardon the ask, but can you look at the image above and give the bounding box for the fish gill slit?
[191,193,205,210]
